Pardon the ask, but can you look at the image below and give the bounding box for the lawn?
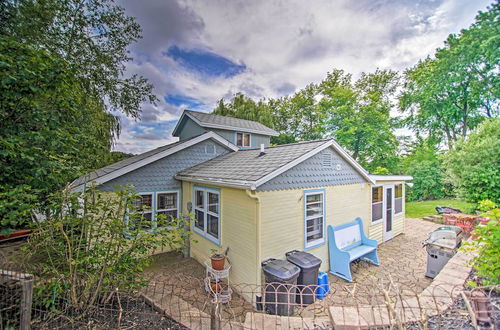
[406,199,474,218]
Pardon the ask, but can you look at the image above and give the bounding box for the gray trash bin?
[285,250,322,305]
[424,226,463,278]
[261,259,300,316]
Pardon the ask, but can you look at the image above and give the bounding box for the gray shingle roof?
[176,139,331,184]
[185,110,279,136]
[71,139,187,188]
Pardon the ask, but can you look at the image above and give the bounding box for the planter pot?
[0,229,32,242]
[210,280,221,293]
[211,255,225,270]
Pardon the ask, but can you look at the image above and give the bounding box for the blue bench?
[327,217,379,282]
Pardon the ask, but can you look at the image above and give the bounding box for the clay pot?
[210,280,221,293]
[211,254,225,270]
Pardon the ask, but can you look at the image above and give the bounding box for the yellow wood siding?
[258,183,371,273]
[369,222,384,242]
[182,182,258,301]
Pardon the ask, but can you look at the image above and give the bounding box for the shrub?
[22,185,191,310]
[444,119,500,203]
[464,201,500,286]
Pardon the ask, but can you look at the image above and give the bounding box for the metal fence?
[1,262,498,329]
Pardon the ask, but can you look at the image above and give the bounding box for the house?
[71,109,412,302]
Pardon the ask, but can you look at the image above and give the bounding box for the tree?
[400,3,499,148]
[443,119,500,203]
[0,0,155,127]
[320,69,401,172]
[0,38,116,234]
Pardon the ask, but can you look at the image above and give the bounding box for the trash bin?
[261,258,300,316]
[424,226,463,278]
[285,250,322,305]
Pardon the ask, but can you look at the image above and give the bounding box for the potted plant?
[210,279,221,293]
[210,248,226,270]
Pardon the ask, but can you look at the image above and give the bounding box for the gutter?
[245,190,261,287]
[175,175,256,190]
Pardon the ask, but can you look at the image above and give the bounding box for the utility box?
[261,259,300,316]
[285,250,322,305]
[424,226,463,278]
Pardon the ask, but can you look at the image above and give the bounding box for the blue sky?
[116,0,492,154]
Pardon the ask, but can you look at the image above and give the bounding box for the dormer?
[172,110,279,149]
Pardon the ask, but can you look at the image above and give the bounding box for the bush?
[22,186,191,310]
[465,201,499,286]
[444,119,500,203]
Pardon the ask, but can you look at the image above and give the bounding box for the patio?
[143,218,443,321]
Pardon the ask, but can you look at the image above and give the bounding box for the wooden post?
[1,270,34,330]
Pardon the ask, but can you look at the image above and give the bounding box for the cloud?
[114,0,491,154]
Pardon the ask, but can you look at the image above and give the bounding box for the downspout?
[245,190,261,286]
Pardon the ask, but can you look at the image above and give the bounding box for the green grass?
[406,199,475,218]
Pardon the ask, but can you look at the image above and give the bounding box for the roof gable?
[172,110,279,137]
[71,131,238,192]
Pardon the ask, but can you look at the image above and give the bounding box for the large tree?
[0,38,115,233]
[399,2,499,148]
[0,0,155,131]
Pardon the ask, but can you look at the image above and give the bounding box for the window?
[193,187,220,243]
[236,132,250,147]
[394,184,403,214]
[132,193,153,228]
[156,192,178,225]
[371,186,383,222]
[304,190,325,249]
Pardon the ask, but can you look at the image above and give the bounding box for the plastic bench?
[327,217,379,282]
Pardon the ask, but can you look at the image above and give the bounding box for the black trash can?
[285,250,322,305]
[261,258,300,316]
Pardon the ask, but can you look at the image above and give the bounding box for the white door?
[383,186,394,241]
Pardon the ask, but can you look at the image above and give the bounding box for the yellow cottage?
[72,110,412,303]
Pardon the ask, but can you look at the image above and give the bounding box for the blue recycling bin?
[316,272,330,300]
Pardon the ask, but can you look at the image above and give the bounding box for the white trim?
[173,111,279,137]
[371,185,384,224]
[192,186,221,245]
[383,185,394,242]
[174,175,255,190]
[254,140,375,188]
[155,190,180,223]
[370,175,413,182]
[304,190,326,249]
[394,183,404,216]
[72,131,238,192]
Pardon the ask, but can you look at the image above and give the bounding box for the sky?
[116,0,492,154]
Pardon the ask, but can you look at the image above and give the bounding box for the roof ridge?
[238,138,332,151]
[186,109,265,124]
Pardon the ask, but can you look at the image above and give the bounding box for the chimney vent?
[259,144,266,157]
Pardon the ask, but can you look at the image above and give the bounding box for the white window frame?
[235,132,251,148]
[304,189,326,250]
[131,192,154,229]
[394,183,404,216]
[204,143,216,155]
[156,191,180,227]
[193,186,221,245]
[371,185,384,224]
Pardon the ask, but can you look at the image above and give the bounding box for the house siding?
[177,117,207,141]
[257,147,367,191]
[182,182,258,302]
[258,182,371,273]
[99,140,230,192]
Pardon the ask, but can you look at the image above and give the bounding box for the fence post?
[19,274,34,330]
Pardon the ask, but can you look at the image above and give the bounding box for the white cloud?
[115,0,491,153]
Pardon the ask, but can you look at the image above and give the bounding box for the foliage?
[465,202,500,286]
[0,38,117,232]
[405,199,474,218]
[0,0,155,123]
[22,185,192,310]
[373,167,389,175]
[443,119,500,203]
[399,3,499,148]
[399,140,451,201]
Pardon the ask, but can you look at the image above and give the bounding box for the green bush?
[22,186,191,310]
[444,119,500,203]
[464,201,500,286]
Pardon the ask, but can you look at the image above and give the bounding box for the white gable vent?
[205,143,216,155]
[322,152,333,168]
